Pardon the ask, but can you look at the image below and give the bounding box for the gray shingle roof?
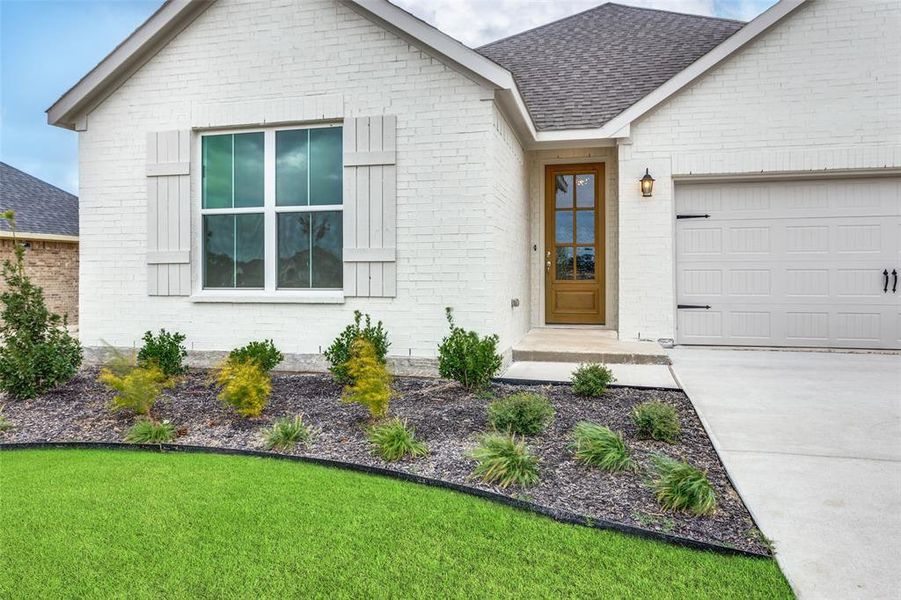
[477,2,745,131]
[0,162,78,237]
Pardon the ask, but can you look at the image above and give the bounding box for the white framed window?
[199,123,343,294]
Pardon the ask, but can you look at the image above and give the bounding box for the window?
[201,125,343,292]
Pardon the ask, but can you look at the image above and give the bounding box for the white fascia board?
[46,0,214,129]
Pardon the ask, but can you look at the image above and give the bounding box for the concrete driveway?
[668,348,901,600]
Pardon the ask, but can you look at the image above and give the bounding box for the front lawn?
[0,449,793,599]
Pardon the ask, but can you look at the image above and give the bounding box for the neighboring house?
[46,0,900,366]
[0,162,79,324]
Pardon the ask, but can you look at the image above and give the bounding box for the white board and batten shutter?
[146,130,191,296]
[343,116,397,298]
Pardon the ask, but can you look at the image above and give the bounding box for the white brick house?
[48,0,901,367]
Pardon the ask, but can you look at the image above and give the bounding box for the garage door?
[675,177,901,349]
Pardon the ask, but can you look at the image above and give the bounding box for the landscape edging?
[0,440,770,559]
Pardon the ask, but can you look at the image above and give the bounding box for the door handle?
[884,269,889,293]
[893,269,898,293]
[546,261,551,273]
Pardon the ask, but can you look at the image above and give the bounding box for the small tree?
[342,338,391,419]
[437,307,501,391]
[0,211,82,399]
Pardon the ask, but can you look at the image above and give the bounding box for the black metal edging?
[0,441,769,559]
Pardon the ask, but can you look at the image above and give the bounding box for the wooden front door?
[544,163,605,324]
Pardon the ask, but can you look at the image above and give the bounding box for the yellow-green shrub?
[341,338,391,419]
[215,359,271,418]
[98,362,170,417]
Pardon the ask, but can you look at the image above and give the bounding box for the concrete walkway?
[669,348,901,600]
[500,361,679,389]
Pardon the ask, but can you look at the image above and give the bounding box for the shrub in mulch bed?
[0,368,770,555]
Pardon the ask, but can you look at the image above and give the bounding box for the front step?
[500,361,680,389]
[511,328,671,366]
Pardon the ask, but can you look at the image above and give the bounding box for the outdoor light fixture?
[640,168,655,197]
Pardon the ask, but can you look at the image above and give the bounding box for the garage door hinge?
[677,304,711,309]
[676,214,710,219]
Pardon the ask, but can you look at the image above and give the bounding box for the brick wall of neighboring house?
[0,238,79,324]
[617,0,901,342]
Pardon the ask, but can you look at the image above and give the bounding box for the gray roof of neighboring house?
[477,2,745,131]
[0,162,78,237]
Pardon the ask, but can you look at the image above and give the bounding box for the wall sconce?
[640,169,655,197]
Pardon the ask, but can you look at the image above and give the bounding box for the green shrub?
[651,454,716,515]
[215,359,271,418]
[470,433,539,488]
[126,419,176,444]
[0,211,82,400]
[341,338,392,419]
[230,339,283,373]
[632,401,681,443]
[570,422,634,472]
[325,311,390,384]
[99,358,171,417]
[571,363,616,397]
[138,329,187,377]
[367,418,428,462]
[487,392,555,436]
[264,415,311,451]
[437,307,502,391]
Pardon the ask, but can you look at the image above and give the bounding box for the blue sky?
[0,0,776,195]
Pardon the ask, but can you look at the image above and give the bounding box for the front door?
[544,163,605,324]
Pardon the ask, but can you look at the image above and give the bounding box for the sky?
[0,0,777,195]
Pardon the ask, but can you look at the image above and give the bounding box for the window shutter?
[343,116,397,298]
[146,130,192,296]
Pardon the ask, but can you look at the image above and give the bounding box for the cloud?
[390,0,774,47]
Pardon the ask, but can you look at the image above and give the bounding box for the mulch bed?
[0,369,769,554]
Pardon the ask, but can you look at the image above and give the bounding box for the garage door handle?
[678,304,711,309]
[884,269,890,293]
[893,269,898,293]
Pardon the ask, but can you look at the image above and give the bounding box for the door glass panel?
[554,175,573,208]
[233,133,264,208]
[555,246,573,280]
[576,210,595,244]
[310,127,343,206]
[575,174,595,208]
[203,214,235,287]
[277,213,311,288]
[202,135,233,209]
[235,213,264,287]
[276,129,309,207]
[576,247,596,280]
[311,211,343,287]
[555,210,573,243]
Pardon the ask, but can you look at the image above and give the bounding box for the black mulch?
[0,369,768,554]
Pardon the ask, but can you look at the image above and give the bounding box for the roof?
[477,3,745,131]
[0,162,79,238]
[47,0,807,147]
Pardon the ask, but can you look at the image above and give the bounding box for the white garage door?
[675,177,901,349]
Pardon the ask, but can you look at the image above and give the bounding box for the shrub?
[264,415,311,451]
[632,401,681,443]
[571,363,616,397]
[470,433,539,488]
[138,329,187,377]
[487,392,555,436]
[98,358,171,417]
[367,418,428,462]
[570,422,634,472]
[0,211,82,400]
[229,339,283,373]
[437,307,502,391]
[0,410,12,433]
[215,359,271,418]
[325,311,390,384]
[126,419,176,444]
[341,338,392,419]
[651,454,716,515]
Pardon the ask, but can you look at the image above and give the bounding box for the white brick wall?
[618,0,901,341]
[78,0,510,360]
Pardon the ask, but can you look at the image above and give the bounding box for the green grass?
[0,449,792,599]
